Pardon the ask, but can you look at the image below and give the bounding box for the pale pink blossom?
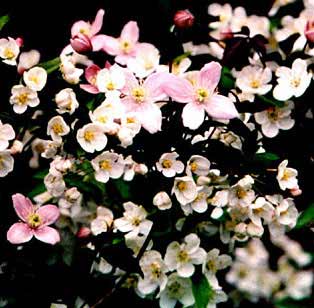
[80,64,101,94]
[163,61,238,129]
[7,194,60,245]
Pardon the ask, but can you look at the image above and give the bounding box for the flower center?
[291,78,301,88]
[162,159,173,169]
[282,169,292,181]
[132,217,141,226]
[29,75,39,85]
[190,161,198,172]
[196,88,209,103]
[84,130,95,142]
[236,188,247,199]
[250,79,260,89]
[177,181,187,191]
[121,40,132,53]
[97,115,108,124]
[132,87,146,103]
[17,93,29,105]
[150,262,162,279]
[177,250,189,263]
[52,123,64,134]
[206,259,217,273]
[28,213,42,228]
[4,48,15,59]
[99,159,112,170]
[106,81,115,91]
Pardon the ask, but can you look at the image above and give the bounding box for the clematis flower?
[10,85,40,114]
[92,21,141,65]
[55,88,79,115]
[17,49,40,74]
[276,160,299,191]
[156,152,184,178]
[80,64,101,93]
[23,67,47,92]
[7,193,60,245]
[163,61,238,129]
[0,121,15,151]
[0,37,20,65]
[47,116,70,143]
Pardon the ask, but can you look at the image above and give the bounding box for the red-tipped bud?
[16,37,24,47]
[77,227,91,238]
[174,10,195,29]
[70,33,92,54]
[305,20,314,43]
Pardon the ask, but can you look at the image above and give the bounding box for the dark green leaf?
[113,179,131,200]
[33,168,49,180]
[0,15,9,31]
[192,274,213,308]
[28,183,46,199]
[38,57,60,73]
[254,152,280,162]
[296,203,314,229]
[257,95,285,108]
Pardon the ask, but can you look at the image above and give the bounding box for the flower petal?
[182,103,205,130]
[91,9,105,36]
[33,226,60,245]
[7,222,33,244]
[12,193,33,222]
[36,204,60,226]
[91,35,120,54]
[199,61,221,91]
[121,21,139,43]
[205,94,238,120]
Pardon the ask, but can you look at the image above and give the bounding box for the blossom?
[153,191,172,210]
[80,64,101,93]
[44,172,66,197]
[276,160,299,190]
[96,64,125,94]
[186,155,211,176]
[172,176,198,205]
[17,49,40,74]
[249,197,274,227]
[114,201,153,237]
[7,193,60,245]
[164,233,206,277]
[159,273,194,308]
[254,101,295,138]
[163,61,238,129]
[0,37,20,65]
[92,21,141,65]
[120,71,168,133]
[228,175,255,207]
[47,116,70,143]
[91,151,125,183]
[0,121,15,151]
[156,152,184,177]
[173,10,195,29]
[76,123,107,153]
[55,88,79,114]
[234,65,272,95]
[9,85,40,114]
[23,67,48,91]
[90,206,114,235]
[137,250,168,295]
[273,59,312,101]
[0,150,14,177]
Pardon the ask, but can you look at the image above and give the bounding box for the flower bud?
[77,227,91,238]
[174,10,195,29]
[10,140,23,155]
[70,33,92,54]
[305,20,314,43]
[290,187,302,196]
[153,191,172,210]
[15,37,24,47]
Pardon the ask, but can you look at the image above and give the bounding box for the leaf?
[296,203,314,229]
[173,52,191,65]
[113,179,131,200]
[220,67,235,89]
[0,15,9,31]
[256,95,285,108]
[28,183,46,199]
[38,57,61,73]
[33,168,49,179]
[254,152,280,162]
[192,274,213,308]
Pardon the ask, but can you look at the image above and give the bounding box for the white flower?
[118,113,142,147]
[76,123,107,153]
[228,175,255,207]
[17,49,40,74]
[186,155,211,176]
[0,37,19,65]
[137,250,168,295]
[273,59,312,101]
[58,187,82,209]
[96,64,125,93]
[23,66,47,91]
[153,191,172,210]
[164,233,206,277]
[114,202,153,237]
[0,121,15,151]
[159,273,194,308]
[47,116,70,142]
[172,176,198,205]
[249,197,274,226]
[254,101,295,138]
[235,65,272,95]
[91,151,125,183]
[91,206,114,235]
[0,150,14,177]
[9,85,40,114]
[208,3,233,30]
[60,56,84,84]
[55,88,79,114]
[156,152,184,177]
[202,248,232,286]
[210,190,229,219]
[206,287,228,308]
[44,172,66,197]
[276,160,298,190]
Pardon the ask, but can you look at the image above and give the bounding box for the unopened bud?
[70,33,92,54]
[174,10,195,29]
[153,191,172,210]
[305,20,314,43]
[77,227,91,238]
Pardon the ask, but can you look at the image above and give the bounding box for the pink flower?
[163,61,238,129]
[71,9,105,39]
[121,70,168,133]
[305,20,314,43]
[92,21,141,65]
[80,64,101,94]
[7,194,60,245]
[174,10,195,29]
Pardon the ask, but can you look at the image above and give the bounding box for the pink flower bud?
[10,140,23,155]
[174,10,195,29]
[290,187,302,196]
[70,33,92,54]
[305,20,314,43]
[77,227,91,238]
[16,37,24,47]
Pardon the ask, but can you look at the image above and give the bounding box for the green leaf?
[257,95,285,108]
[113,179,131,200]
[33,168,49,180]
[192,274,213,308]
[0,15,9,31]
[296,203,314,229]
[38,57,61,74]
[28,183,47,199]
[173,52,191,65]
[220,67,235,89]
[254,152,280,162]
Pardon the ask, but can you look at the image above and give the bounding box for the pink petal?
[182,103,205,129]
[121,69,139,95]
[36,205,60,226]
[33,226,60,245]
[162,74,194,103]
[144,72,169,101]
[91,9,105,36]
[199,61,221,91]
[85,64,100,83]
[80,84,100,94]
[7,222,33,244]
[91,35,120,54]
[71,21,88,38]
[12,193,34,222]
[205,94,239,120]
[121,21,139,44]
[137,103,162,133]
